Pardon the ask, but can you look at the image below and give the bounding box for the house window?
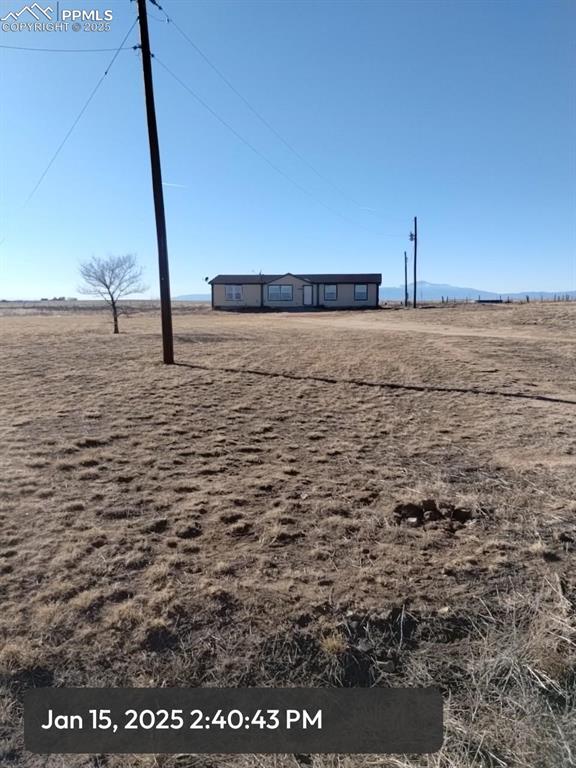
[225,285,243,301]
[324,284,337,301]
[267,284,293,301]
[354,284,368,301]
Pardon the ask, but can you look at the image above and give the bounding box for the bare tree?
[79,254,147,334]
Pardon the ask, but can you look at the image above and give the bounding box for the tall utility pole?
[137,0,174,364]
[403,251,408,307]
[410,216,418,308]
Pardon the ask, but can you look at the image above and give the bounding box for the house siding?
[263,275,308,308]
[316,282,378,308]
[212,283,261,308]
[211,274,380,310]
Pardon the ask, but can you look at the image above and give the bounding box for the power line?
[0,43,138,53]
[152,54,403,238]
[149,0,375,214]
[22,20,138,206]
[0,19,139,248]
[147,10,169,22]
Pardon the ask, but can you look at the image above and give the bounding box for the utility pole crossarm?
[136,0,174,365]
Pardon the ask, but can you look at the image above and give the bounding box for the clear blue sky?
[1,0,574,298]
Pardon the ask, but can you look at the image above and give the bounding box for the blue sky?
[0,0,574,299]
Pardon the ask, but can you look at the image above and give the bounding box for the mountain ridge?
[174,282,575,302]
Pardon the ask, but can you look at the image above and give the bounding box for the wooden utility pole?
[403,251,408,307]
[410,216,418,308]
[137,0,174,364]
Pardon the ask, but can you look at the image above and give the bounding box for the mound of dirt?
[392,498,475,527]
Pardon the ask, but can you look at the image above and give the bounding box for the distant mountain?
[174,294,210,301]
[173,284,574,303]
[380,281,576,301]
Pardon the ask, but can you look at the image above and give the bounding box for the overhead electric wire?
[0,43,137,53]
[22,19,138,206]
[152,54,403,237]
[0,19,139,248]
[149,0,378,215]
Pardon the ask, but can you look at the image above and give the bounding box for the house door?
[303,285,313,306]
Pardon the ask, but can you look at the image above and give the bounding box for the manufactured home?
[209,273,382,311]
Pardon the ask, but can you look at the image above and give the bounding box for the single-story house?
[208,273,382,310]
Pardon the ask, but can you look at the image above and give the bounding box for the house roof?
[209,273,382,285]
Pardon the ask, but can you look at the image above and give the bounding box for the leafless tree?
[79,254,147,334]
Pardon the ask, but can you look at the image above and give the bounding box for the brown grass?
[0,301,575,767]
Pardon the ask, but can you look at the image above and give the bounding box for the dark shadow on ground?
[174,362,576,406]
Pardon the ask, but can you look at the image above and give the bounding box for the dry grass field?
[1,301,575,767]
